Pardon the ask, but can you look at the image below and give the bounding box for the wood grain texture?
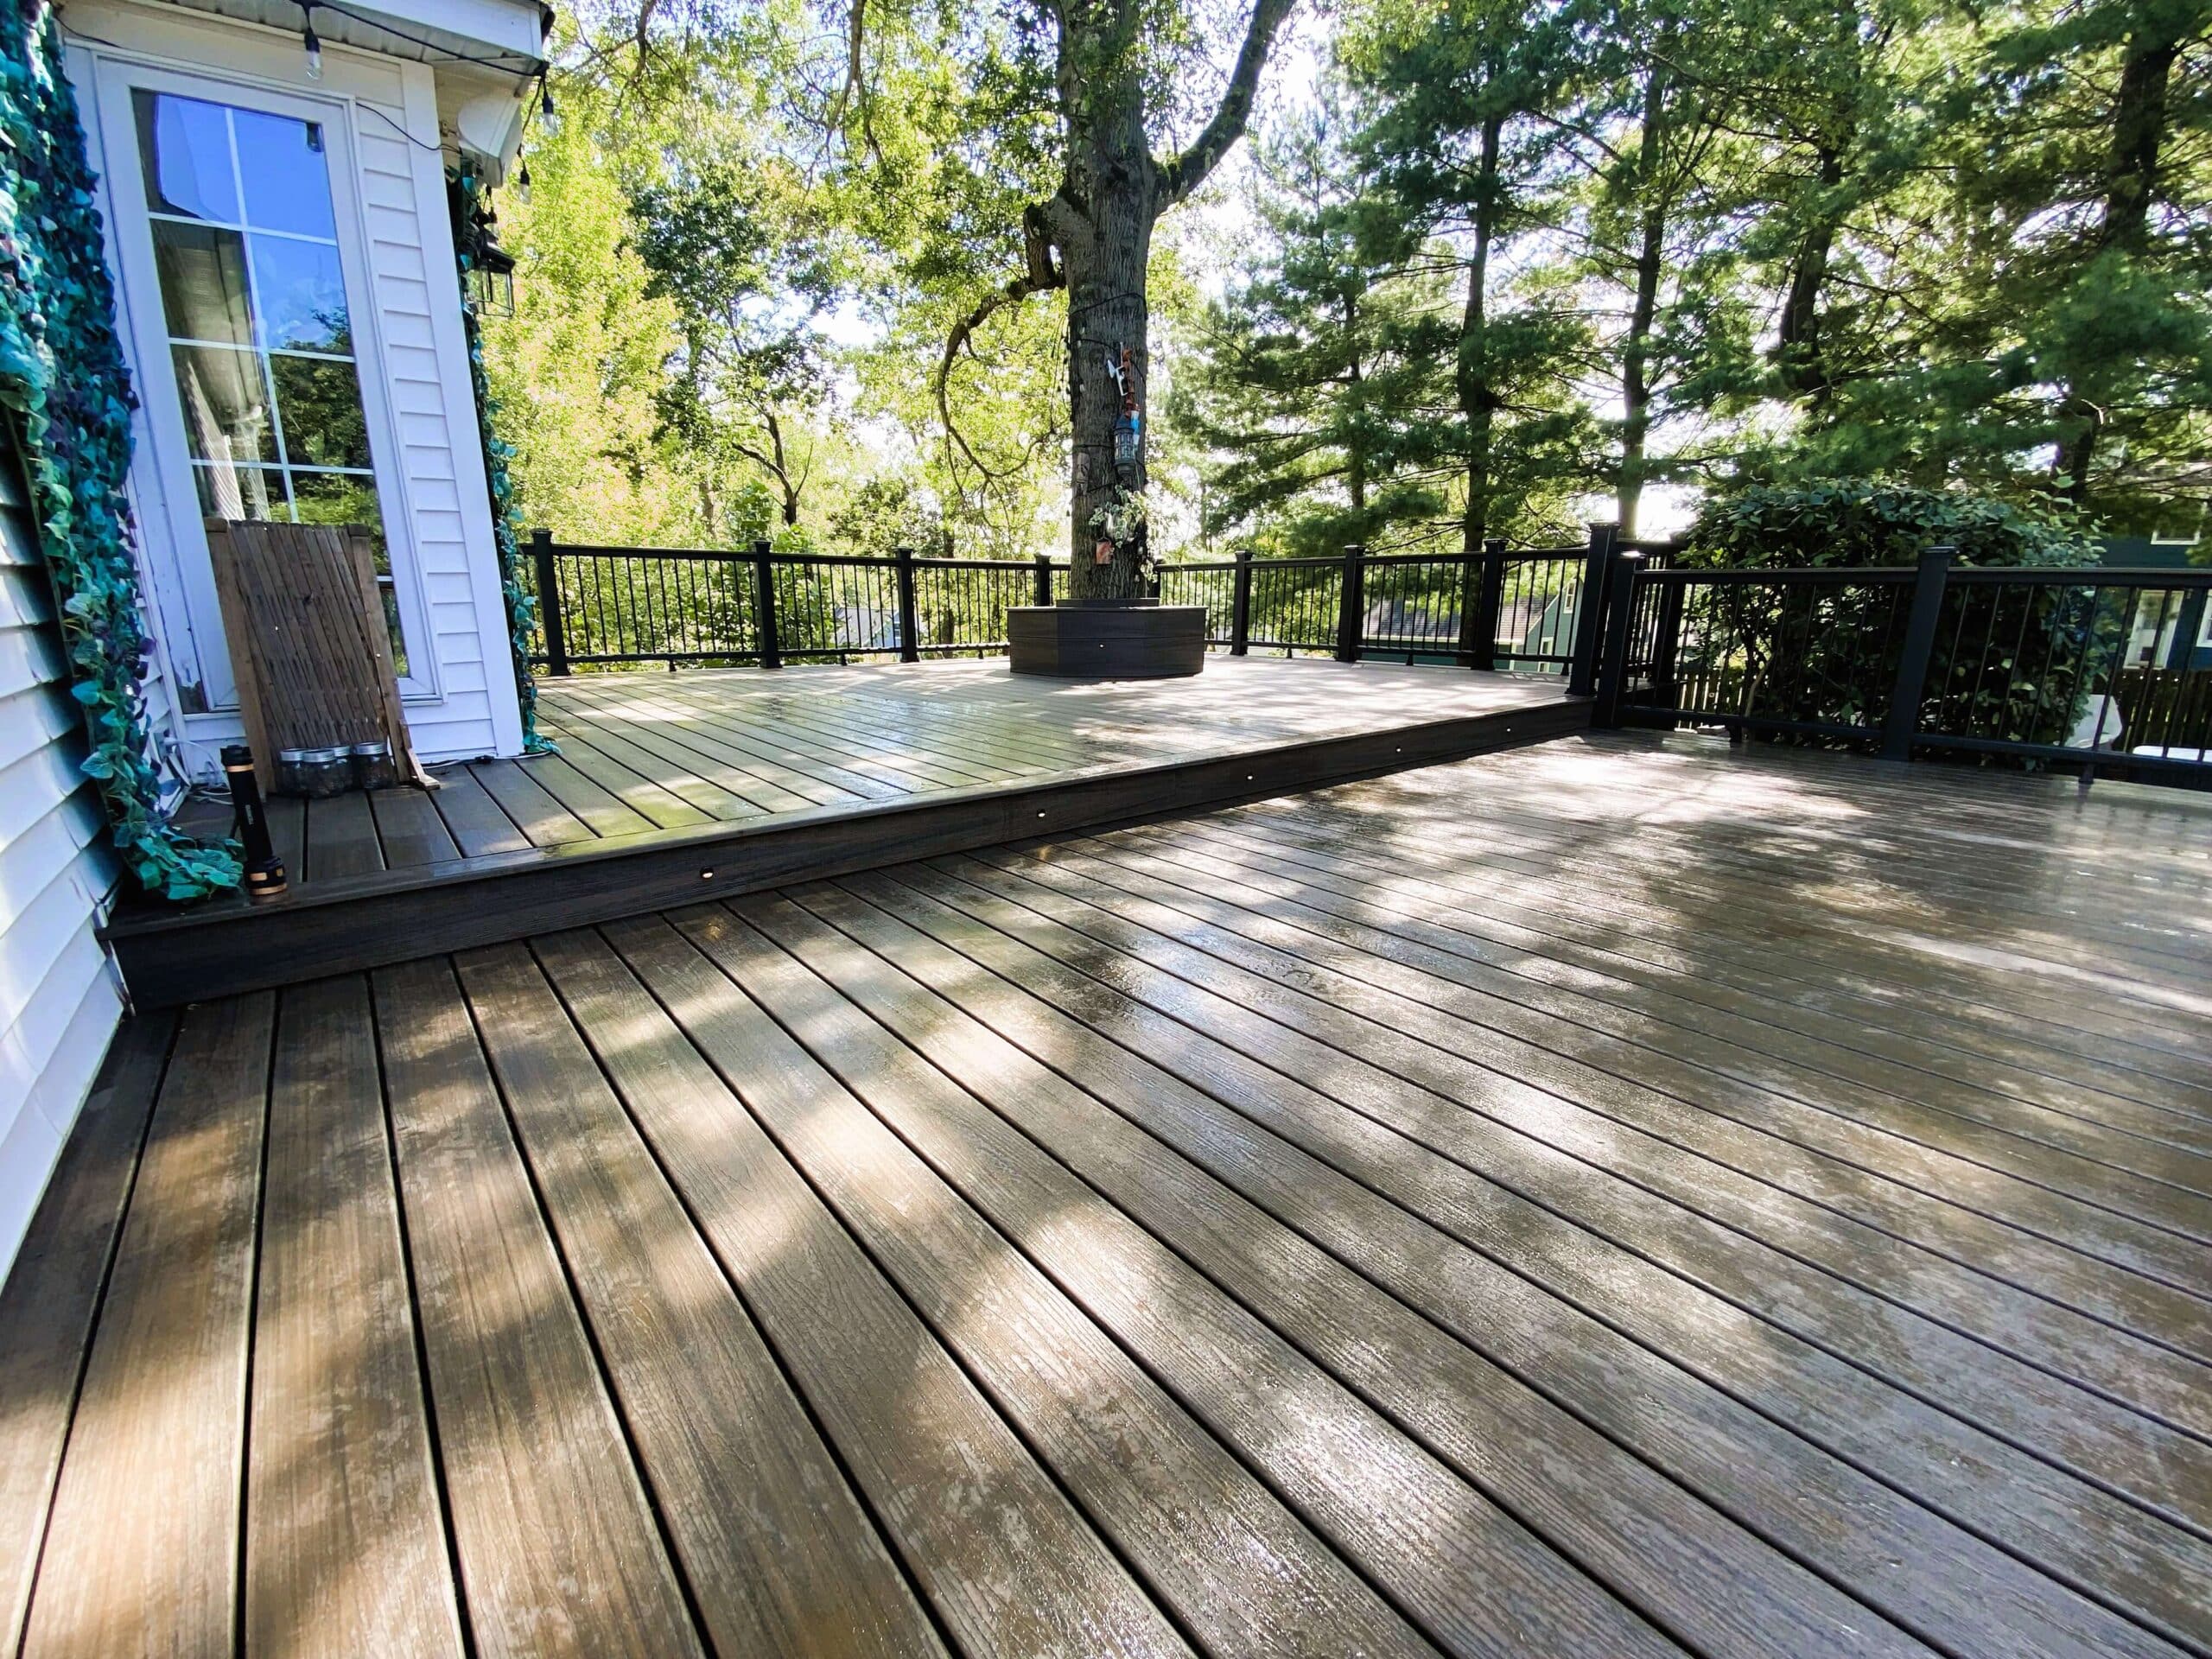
[248,976,462,1659]
[566,917,1194,1658]
[454,939,944,1659]
[372,957,702,1659]
[0,1014,175,1656]
[22,995,271,1659]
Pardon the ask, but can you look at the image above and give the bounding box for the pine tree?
[1173,101,1452,556]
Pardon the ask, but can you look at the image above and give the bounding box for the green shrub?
[1675,483,2115,753]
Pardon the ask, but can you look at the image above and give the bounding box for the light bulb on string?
[515,158,531,206]
[538,82,559,137]
[301,3,322,78]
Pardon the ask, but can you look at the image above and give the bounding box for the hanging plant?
[450,162,555,754]
[0,3,238,899]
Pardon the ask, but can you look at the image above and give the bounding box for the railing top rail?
[1637,564,1921,585]
[1947,564,2212,588]
[542,543,1057,572]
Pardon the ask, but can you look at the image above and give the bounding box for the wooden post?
[752,539,781,670]
[1230,550,1253,656]
[531,528,569,677]
[1567,522,1616,696]
[893,545,920,663]
[1033,553,1054,609]
[1335,543,1367,664]
[1593,551,1644,728]
[1882,543,1953,760]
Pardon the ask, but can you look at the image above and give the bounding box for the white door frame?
[83,53,438,715]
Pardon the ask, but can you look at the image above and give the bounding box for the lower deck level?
[9,735,2211,1657]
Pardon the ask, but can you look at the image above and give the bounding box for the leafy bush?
[1675,483,2114,752]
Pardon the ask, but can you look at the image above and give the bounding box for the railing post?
[1230,549,1253,656]
[1567,521,1617,696]
[1335,543,1367,663]
[530,528,569,677]
[1649,569,1686,710]
[893,544,920,663]
[1458,537,1506,671]
[751,538,780,670]
[1882,543,1953,760]
[1032,553,1054,609]
[1593,550,1645,728]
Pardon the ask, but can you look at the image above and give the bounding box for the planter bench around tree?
[1007,597,1208,677]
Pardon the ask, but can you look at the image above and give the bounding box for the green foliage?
[1681,482,2113,750]
[0,7,238,899]
[1685,481,2100,569]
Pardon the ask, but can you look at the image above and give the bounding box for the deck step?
[104,698,1589,1006]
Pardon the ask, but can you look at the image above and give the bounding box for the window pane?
[193,461,289,523]
[173,345,277,463]
[134,91,238,222]
[153,219,253,346]
[270,355,370,467]
[250,238,350,353]
[234,110,337,239]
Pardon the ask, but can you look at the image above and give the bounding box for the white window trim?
[82,52,440,713]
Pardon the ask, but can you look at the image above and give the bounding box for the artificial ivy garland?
[451,163,553,754]
[0,3,239,899]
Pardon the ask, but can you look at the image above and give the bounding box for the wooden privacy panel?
[205,518,423,793]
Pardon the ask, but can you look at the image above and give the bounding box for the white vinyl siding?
[0,436,124,1280]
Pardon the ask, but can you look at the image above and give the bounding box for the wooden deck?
[11,733,2212,1658]
[113,656,1580,1004]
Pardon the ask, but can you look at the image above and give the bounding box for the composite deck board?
[546,921,1196,1657]
[836,866,2212,1652]
[896,854,2212,1534]
[674,901,1683,1659]
[249,976,461,1658]
[368,782,463,868]
[1169,805,2212,1124]
[966,841,2212,1411]
[27,724,2209,1658]
[453,943,944,1658]
[467,760,598,847]
[790,875,2190,1659]
[1065,824,2212,1357]
[614,912,1441,1659]
[566,677,911,804]
[372,957,704,1659]
[734,889,1929,1659]
[552,677,863,809]
[0,1014,173,1656]
[20,995,271,1659]
[537,682,817,814]
[521,722,715,830]
[423,767,533,857]
[307,787,385,882]
[660,683,1011,791]
[1133,811,2212,1130]
[505,753,661,839]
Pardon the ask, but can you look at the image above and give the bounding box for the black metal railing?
[1595,544,2212,783]
[525,534,1063,670]
[1155,532,1619,670]
[530,525,1637,678]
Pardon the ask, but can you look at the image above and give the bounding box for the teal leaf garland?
[450,163,552,754]
[0,3,239,900]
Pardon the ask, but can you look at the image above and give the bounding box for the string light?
[515,157,531,206]
[300,2,322,78]
[537,80,558,136]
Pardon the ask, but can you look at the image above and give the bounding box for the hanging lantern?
[465,242,517,317]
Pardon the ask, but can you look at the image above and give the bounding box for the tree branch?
[1154,0,1299,207]
[934,204,1067,490]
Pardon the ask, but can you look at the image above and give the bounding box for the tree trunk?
[1343,293,1368,517]
[1062,176,1158,598]
[1618,65,1669,541]
[2054,24,2180,499]
[1458,115,1503,557]
[1776,146,1844,407]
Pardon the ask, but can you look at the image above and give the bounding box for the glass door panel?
[130,88,404,679]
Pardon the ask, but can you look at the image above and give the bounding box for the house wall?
[65,0,524,773]
[0,429,125,1281]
